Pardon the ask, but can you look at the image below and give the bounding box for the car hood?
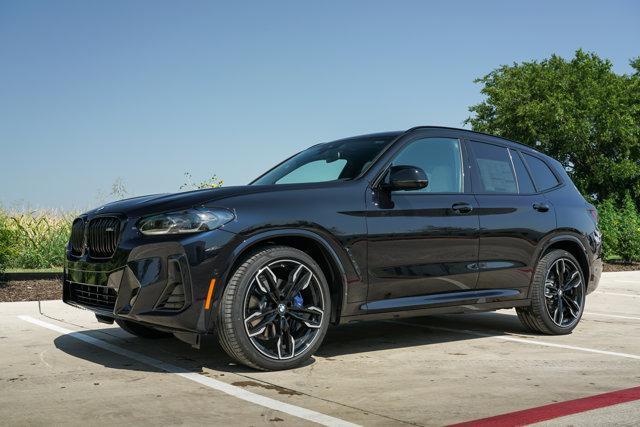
[84,185,278,218]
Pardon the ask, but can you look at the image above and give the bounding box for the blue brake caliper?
[293,293,304,308]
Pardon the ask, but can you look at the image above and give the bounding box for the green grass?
[4,268,63,273]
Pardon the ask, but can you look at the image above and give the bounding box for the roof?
[330,126,545,157]
[405,125,540,153]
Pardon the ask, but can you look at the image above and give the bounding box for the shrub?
[598,195,640,262]
[0,211,17,273]
[180,172,224,190]
[597,198,622,260]
[617,194,640,262]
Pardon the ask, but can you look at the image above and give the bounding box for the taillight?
[587,208,598,223]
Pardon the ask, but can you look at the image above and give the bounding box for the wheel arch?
[538,234,590,291]
[215,229,348,326]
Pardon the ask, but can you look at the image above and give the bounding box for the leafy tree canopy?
[466,50,640,204]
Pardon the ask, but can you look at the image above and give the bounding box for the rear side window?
[509,149,536,194]
[523,153,559,191]
[472,142,517,193]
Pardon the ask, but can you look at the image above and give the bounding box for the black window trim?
[506,148,520,194]
[509,148,537,195]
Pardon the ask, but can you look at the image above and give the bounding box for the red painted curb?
[449,385,640,426]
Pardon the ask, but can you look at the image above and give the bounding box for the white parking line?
[594,291,640,298]
[389,320,640,361]
[18,315,359,427]
[585,312,640,321]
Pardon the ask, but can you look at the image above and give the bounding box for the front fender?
[206,227,362,331]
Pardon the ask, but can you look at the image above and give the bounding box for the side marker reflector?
[204,278,216,310]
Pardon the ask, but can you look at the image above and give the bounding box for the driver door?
[365,132,480,305]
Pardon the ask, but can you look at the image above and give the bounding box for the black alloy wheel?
[244,259,325,360]
[217,246,331,370]
[543,257,584,328]
[517,249,586,335]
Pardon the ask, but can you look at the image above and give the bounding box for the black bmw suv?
[64,126,602,370]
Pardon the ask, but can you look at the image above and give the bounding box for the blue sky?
[1,0,638,210]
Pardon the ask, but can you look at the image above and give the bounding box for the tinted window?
[391,137,463,193]
[523,153,559,191]
[472,142,517,193]
[276,159,347,184]
[510,149,536,193]
[252,135,394,185]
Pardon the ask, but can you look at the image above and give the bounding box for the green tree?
[466,50,640,204]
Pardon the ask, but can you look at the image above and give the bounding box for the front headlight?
[137,208,235,235]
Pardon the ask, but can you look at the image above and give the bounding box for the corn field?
[0,210,73,270]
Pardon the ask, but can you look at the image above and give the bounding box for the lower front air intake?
[155,257,187,310]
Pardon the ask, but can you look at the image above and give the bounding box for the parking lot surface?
[1,271,639,426]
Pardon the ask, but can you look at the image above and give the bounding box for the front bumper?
[63,228,237,334]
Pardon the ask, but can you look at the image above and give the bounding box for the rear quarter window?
[523,153,559,191]
[510,149,536,194]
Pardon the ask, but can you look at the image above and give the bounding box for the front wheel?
[217,246,331,371]
[517,249,586,335]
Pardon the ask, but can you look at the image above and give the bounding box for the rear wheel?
[115,319,172,339]
[517,249,586,335]
[217,246,331,371]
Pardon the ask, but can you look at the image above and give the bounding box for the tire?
[217,245,331,371]
[517,249,586,335]
[115,319,172,339]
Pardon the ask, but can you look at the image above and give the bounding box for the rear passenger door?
[468,140,557,296]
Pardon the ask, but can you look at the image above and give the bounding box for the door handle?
[533,202,550,212]
[452,202,473,214]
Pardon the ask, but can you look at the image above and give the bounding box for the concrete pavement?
[1,271,639,426]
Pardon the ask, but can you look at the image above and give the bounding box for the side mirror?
[382,165,428,191]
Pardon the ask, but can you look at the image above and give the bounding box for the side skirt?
[340,289,529,324]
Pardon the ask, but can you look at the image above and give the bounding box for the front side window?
[252,136,394,185]
[523,153,559,191]
[391,137,463,193]
[472,141,517,194]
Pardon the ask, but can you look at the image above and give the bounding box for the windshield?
[251,135,396,185]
